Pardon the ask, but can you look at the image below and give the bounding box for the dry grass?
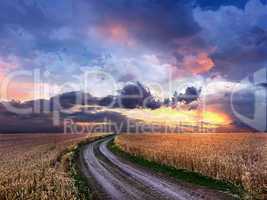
[0,133,106,200]
[115,133,267,198]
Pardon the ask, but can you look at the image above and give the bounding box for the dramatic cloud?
[0,0,266,102]
[194,0,267,80]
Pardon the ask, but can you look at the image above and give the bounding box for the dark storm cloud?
[0,2,103,84]
[0,0,266,84]
[210,26,267,79]
[0,3,236,83]
[0,0,210,80]
[0,0,68,60]
[79,0,202,51]
[75,0,217,78]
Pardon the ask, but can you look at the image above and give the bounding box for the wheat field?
[0,133,105,200]
[115,133,267,198]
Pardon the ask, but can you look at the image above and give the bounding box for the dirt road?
[80,136,235,200]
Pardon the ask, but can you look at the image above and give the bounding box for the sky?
[0,0,266,101]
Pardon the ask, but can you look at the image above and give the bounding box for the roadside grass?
[108,140,246,200]
[60,139,97,200]
[67,149,92,200]
[66,135,113,200]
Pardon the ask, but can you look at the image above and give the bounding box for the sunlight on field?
[115,133,267,198]
[0,133,106,200]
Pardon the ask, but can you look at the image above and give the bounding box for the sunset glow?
[111,107,232,127]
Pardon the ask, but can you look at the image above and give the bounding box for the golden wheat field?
[0,133,105,200]
[115,133,267,198]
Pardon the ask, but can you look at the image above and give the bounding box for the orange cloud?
[95,23,135,46]
[0,57,28,101]
[110,24,128,41]
[0,79,53,102]
[7,82,34,101]
[0,80,39,101]
[183,53,214,75]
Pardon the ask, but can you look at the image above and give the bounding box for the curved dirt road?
[80,136,235,200]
